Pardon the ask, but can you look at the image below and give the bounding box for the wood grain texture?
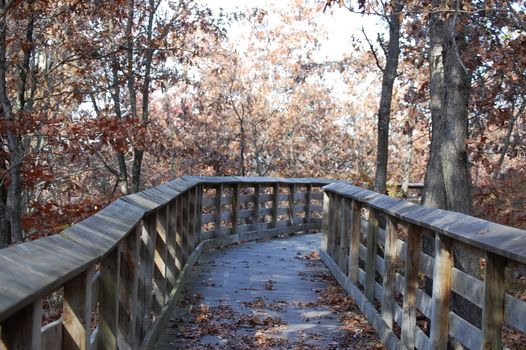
[401,223,421,349]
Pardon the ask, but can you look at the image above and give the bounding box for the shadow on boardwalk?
[155,233,384,349]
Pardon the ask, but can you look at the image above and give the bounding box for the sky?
[198,0,384,61]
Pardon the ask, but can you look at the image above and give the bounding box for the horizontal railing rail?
[321,183,526,350]
[0,176,336,350]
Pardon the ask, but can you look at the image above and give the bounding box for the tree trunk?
[130,0,156,193]
[423,2,480,334]
[0,147,9,248]
[0,5,25,243]
[373,0,404,194]
[422,11,447,209]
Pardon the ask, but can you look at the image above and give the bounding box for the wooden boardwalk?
[155,233,383,349]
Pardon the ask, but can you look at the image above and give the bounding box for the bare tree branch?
[361,26,385,72]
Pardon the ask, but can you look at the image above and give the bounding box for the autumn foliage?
[1,0,525,247]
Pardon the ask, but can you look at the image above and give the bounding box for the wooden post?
[365,208,379,302]
[153,207,168,317]
[272,184,279,228]
[180,193,189,264]
[349,200,362,283]
[401,223,422,349]
[288,184,296,226]
[196,184,203,241]
[305,184,312,224]
[98,244,122,349]
[381,216,397,328]
[321,191,330,252]
[327,193,336,257]
[333,196,343,266]
[232,183,240,234]
[118,226,140,348]
[187,187,196,252]
[429,232,453,349]
[136,215,157,340]
[175,196,185,271]
[254,183,261,230]
[214,184,223,237]
[339,198,351,274]
[481,251,505,349]
[1,299,42,350]
[166,201,178,291]
[63,268,94,350]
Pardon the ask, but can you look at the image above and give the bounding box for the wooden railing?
[321,183,526,350]
[0,176,332,350]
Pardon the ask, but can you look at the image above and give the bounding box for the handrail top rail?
[0,176,336,323]
[324,182,526,264]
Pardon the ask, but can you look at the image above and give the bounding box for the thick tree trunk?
[423,3,480,333]
[442,17,473,214]
[373,0,404,194]
[422,12,447,208]
[0,7,24,243]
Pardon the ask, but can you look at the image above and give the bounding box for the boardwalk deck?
[155,233,384,349]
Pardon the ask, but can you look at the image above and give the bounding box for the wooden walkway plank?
[154,233,384,349]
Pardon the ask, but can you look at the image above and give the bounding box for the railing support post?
[1,299,42,350]
[99,244,121,349]
[482,251,505,349]
[349,200,362,283]
[365,208,379,302]
[381,216,397,328]
[401,223,422,349]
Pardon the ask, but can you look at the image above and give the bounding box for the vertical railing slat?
[136,215,157,341]
[272,184,279,228]
[63,267,94,350]
[381,216,397,328]
[349,200,362,283]
[321,191,330,252]
[429,232,453,349]
[118,225,140,349]
[232,183,240,234]
[365,208,379,302]
[254,183,261,229]
[214,184,222,237]
[482,251,506,349]
[98,243,122,349]
[166,201,178,292]
[153,208,168,317]
[339,198,351,274]
[305,184,312,224]
[1,299,42,350]
[401,223,422,350]
[288,184,296,226]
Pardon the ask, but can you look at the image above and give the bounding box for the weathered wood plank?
[272,184,279,228]
[339,198,351,274]
[153,207,168,317]
[214,184,223,238]
[429,233,452,349]
[321,192,330,252]
[381,216,397,328]
[98,244,121,349]
[401,223,421,349]
[42,318,62,350]
[289,184,296,225]
[118,225,140,349]
[232,183,240,234]
[1,299,42,350]
[63,268,94,350]
[349,200,362,284]
[305,184,313,224]
[137,215,157,340]
[482,252,506,349]
[166,202,177,292]
[365,208,379,302]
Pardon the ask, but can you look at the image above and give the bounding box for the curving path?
[155,233,383,349]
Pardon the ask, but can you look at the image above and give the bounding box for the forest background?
[0,0,525,247]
